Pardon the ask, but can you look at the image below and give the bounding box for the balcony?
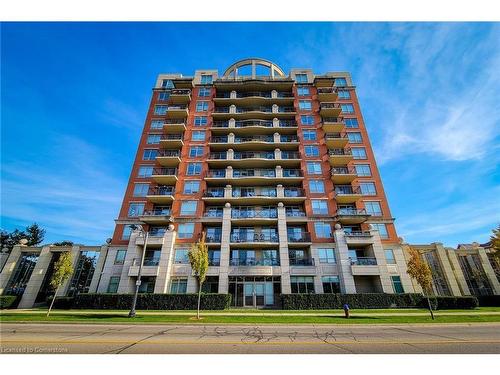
[350,257,380,276]
[160,134,184,148]
[168,89,191,104]
[203,208,224,219]
[325,133,349,148]
[163,119,186,132]
[206,234,222,245]
[232,208,278,224]
[334,185,363,204]
[331,166,357,183]
[128,258,160,277]
[146,186,175,204]
[214,76,294,91]
[322,117,345,133]
[328,148,353,165]
[287,232,312,245]
[212,106,296,119]
[289,258,315,266]
[139,208,172,224]
[316,87,338,101]
[334,208,370,224]
[229,258,280,266]
[152,168,178,185]
[203,188,226,198]
[166,104,189,119]
[320,103,342,117]
[230,232,279,246]
[283,187,307,203]
[214,91,294,106]
[231,188,278,204]
[156,150,181,167]
[285,209,307,223]
[344,231,374,245]
[233,151,276,167]
[314,76,335,88]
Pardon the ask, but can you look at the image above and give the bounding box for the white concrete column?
[0,245,24,293]
[228,132,235,143]
[88,245,109,293]
[117,231,142,293]
[218,203,232,293]
[435,243,462,296]
[332,225,356,293]
[227,148,234,161]
[369,229,394,293]
[271,90,278,99]
[272,117,279,128]
[57,245,82,296]
[477,247,500,294]
[228,118,236,128]
[229,104,236,114]
[277,202,291,294]
[18,246,53,308]
[226,166,233,179]
[224,184,232,199]
[272,104,279,113]
[274,148,281,161]
[276,184,284,199]
[275,165,283,178]
[273,132,280,143]
[391,244,415,293]
[446,248,471,295]
[230,90,237,99]
[154,224,177,293]
[187,275,198,293]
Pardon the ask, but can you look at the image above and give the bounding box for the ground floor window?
[107,276,120,293]
[67,250,100,297]
[170,278,188,294]
[290,276,315,294]
[201,276,219,293]
[391,276,404,294]
[322,276,341,293]
[138,276,156,293]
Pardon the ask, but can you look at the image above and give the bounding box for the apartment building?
[1,58,418,308]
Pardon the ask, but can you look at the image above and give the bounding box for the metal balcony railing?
[320,103,341,110]
[317,87,339,94]
[335,185,361,195]
[232,209,278,219]
[351,257,377,266]
[278,120,298,127]
[232,189,277,198]
[147,186,175,196]
[280,135,299,143]
[230,233,279,243]
[167,105,189,110]
[277,106,296,113]
[132,257,160,267]
[160,134,183,141]
[234,151,275,160]
[212,121,229,128]
[329,148,352,156]
[230,258,280,266]
[204,209,224,218]
[170,89,191,96]
[142,208,171,216]
[325,133,348,140]
[276,92,294,98]
[287,232,312,242]
[285,210,306,217]
[206,234,222,243]
[235,120,273,127]
[233,169,276,177]
[209,152,227,160]
[152,168,178,176]
[203,188,225,197]
[289,258,315,266]
[235,135,274,143]
[331,166,356,175]
[206,170,226,178]
[284,187,305,197]
[157,150,180,157]
[344,231,372,237]
[208,259,221,266]
[283,169,302,177]
[322,117,344,123]
[209,136,229,143]
[164,119,186,125]
[281,151,300,159]
[336,208,368,216]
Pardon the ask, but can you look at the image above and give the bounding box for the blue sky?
[1,22,499,246]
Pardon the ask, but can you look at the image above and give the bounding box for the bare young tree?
[188,232,209,320]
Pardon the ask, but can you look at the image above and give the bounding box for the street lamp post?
[128,226,149,318]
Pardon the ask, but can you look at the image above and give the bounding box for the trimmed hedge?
[476,295,500,307]
[0,295,19,309]
[281,293,478,310]
[47,296,75,310]
[67,293,231,310]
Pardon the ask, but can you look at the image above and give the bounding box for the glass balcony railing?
[132,257,160,267]
[203,188,225,197]
[287,232,312,242]
[230,233,279,243]
[350,257,377,266]
[152,168,178,176]
[233,169,276,177]
[336,208,368,216]
[234,151,275,160]
[283,169,302,177]
[229,258,280,266]
[204,209,224,218]
[147,186,175,196]
[281,151,300,159]
[335,185,362,195]
[142,208,171,216]
[206,170,226,178]
[232,189,277,198]
[232,209,278,219]
[289,258,315,266]
[284,188,305,197]
[279,135,299,143]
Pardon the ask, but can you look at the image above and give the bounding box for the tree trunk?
[197,279,202,320]
[46,285,59,317]
[425,294,435,320]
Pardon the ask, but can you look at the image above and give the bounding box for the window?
[189,146,204,157]
[198,87,211,97]
[162,79,174,88]
[138,166,153,178]
[338,90,351,99]
[133,183,149,197]
[178,223,195,239]
[150,120,164,129]
[360,182,377,195]
[314,222,332,238]
[122,225,134,240]
[298,100,312,110]
[322,276,341,293]
[114,249,127,265]
[295,73,308,83]
[186,162,202,175]
[154,105,167,115]
[297,87,310,96]
[180,201,197,216]
[309,180,325,193]
[335,77,347,86]
[174,249,189,264]
[200,74,213,84]
[128,203,145,217]
[290,276,315,293]
[194,116,207,126]
[195,101,209,112]
[304,145,319,157]
[143,149,158,160]
[352,147,367,159]
[107,276,120,293]
[311,200,329,215]
[372,223,389,239]
[385,249,396,264]
[391,276,404,293]
[192,131,206,141]
[347,132,362,143]
[365,201,382,216]
[318,248,336,264]
[158,92,170,101]
[146,134,161,144]
[183,180,200,194]
[303,130,317,141]
[355,164,371,176]
[345,118,359,128]
[306,161,322,175]
[300,115,314,125]
[341,104,354,113]
[170,278,188,294]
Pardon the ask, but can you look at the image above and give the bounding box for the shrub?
[476,295,500,307]
[281,293,477,310]
[46,296,75,309]
[0,295,19,309]
[72,293,231,310]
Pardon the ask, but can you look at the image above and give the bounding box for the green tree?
[490,225,500,259]
[25,223,45,246]
[406,246,435,320]
[188,232,209,319]
[47,252,73,317]
[53,241,74,246]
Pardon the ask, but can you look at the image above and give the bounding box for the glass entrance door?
[244,283,254,306]
[243,282,266,307]
[254,283,265,306]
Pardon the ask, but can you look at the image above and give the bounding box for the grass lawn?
[1,312,500,325]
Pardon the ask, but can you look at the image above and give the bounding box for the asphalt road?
[1,323,499,354]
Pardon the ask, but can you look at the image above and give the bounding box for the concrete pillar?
[446,248,470,295]
[277,202,291,293]
[391,244,415,293]
[272,117,279,128]
[228,133,235,144]
[274,148,281,161]
[229,104,236,114]
[218,203,232,293]
[477,247,500,294]
[187,275,198,293]
[273,132,280,143]
[332,226,356,293]
[271,90,278,99]
[18,246,53,308]
[230,90,237,99]
[435,243,462,296]
[228,118,235,128]
[226,166,233,179]
[227,148,234,161]
[154,224,177,293]
[88,245,109,293]
[275,165,283,178]
[272,104,279,113]
[0,245,24,293]
[117,231,143,293]
[276,184,284,199]
[369,229,393,293]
